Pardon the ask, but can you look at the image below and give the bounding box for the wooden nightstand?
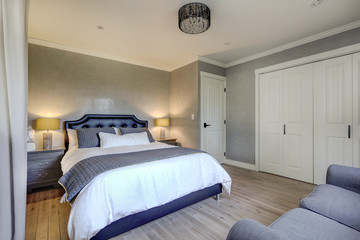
[27,148,65,193]
[156,138,177,146]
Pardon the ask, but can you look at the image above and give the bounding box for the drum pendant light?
[178,3,211,34]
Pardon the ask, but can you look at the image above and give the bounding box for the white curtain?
[0,0,28,239]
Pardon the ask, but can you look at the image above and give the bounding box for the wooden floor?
[26,164,315,240]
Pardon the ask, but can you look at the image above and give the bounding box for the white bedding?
[61,142,232,240]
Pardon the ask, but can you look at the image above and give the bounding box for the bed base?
[91,183,222,240]
[64,114,222,239]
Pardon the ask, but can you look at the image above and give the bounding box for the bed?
[61,114,232,240]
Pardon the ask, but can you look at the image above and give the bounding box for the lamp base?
[159,128,165,140]
[43,132,53,150]
[27,142,36,152]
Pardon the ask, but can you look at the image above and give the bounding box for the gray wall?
[169,60,226,149]
[29,44,170,148]
[226,27,360,164]
[198,61,226,77]
[170,61,199,148]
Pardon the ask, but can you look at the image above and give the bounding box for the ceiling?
[28,0,360,71]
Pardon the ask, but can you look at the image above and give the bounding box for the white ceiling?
[28,0,360,71]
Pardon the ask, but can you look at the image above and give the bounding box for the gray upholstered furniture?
[227,165,360,240]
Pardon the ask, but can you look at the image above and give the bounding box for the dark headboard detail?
[64,114,148,149]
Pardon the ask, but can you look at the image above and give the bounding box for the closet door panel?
[259,72,283,175]
[283,64,313,183]
[314,55,353,184]
[353,53,360,168]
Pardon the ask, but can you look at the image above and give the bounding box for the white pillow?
[67,129,78,149]
[99,131,150,148]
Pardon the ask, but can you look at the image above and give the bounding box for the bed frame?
[64,114,148,150]
[64,114,222,240]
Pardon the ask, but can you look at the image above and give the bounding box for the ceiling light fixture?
[311,0,325,7]
[178,2,210,34]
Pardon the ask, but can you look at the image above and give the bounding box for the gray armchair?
[226,219,289,240]
[226,165,360,240]
[326,164,360,194]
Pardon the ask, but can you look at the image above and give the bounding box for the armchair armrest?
[226,219,289,240]
[326,164,360,194]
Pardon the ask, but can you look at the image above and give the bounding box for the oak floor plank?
[26,202,40,240]
[140,220,176,240]
[155,214,202,240]
[35,199,49,240]
[49,199,61,240]
[58,199,70,240]
[26,164,315,240]
[127,226,150,240]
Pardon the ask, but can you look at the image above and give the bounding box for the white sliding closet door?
[314,55,353,184]
[260,64,313,182]
[260,71,284,176]
[353,53,360,169]
[283,65,313,183]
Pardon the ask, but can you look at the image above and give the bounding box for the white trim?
[198,56,226,68]
[200,71,226,81]
[29,37,171,71]
[226,20,360,68]
[255,66,260,171]
[223,159,257,171]
[223,80,226,164]
[255,42,360,173]
[255,43,360,75]
[353,53,360,169]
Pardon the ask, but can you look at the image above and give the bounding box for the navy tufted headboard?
[64,114,148,150]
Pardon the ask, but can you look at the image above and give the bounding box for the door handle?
[204,123,211,128]
[348,125,351,139]
[284,124,286,135]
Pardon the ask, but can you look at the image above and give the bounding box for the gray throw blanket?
[59,147,204,203]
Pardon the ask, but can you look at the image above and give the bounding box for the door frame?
[354,53,360,169]
[200,71,226,163]
[255,43,360,171]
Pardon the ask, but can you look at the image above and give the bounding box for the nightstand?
[27,148,65,193]
[156,138,177,146]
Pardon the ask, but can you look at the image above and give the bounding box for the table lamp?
[36,118,60,150]
[154,118,169,139]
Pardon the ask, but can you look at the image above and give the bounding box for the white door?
[260,65,313,183]
[259,71,284,176]
[200,72,226,162]
[282,64,313,183]
[353,53,360,169]
[314,55,353,184]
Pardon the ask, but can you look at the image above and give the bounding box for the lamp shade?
[154,118,170,127]
[36,118,60,130]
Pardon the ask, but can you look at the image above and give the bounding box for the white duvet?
[61,142,232,240]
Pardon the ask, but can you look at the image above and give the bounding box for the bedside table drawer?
[27,169,61,183]
[28,158,61,171]
[28,151,63,161]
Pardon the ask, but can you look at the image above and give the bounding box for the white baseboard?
[223,159,257,171]
[217,158,226,164]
